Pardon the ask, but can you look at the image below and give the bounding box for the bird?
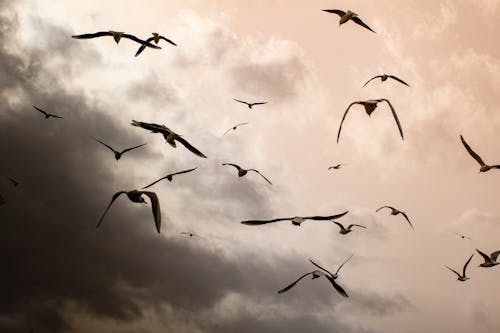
[97,190,161,233]
[445,254,474,282]
[233,99,268,109]
[6,177,19,187]
[135,32,177,57]
[180,232,199,237]
[222,163,272,185]
[72,31,161,49]
[131,120,207,158]
[223,122,249,135]
[0,194,5,206]
[476,249,500,268]
[94,139,146,160]
[376,206,414,229]
[142,167,198,189]
[454,232,471,240]
[328,164,345,170]
[33,106,63,119]
[337,99,404,143]
[332,221,366,235]
[460,135,500,172]
[310,256,353,280]
[363,74,410,88]
[241,211,349,226]
[322,9,375,33]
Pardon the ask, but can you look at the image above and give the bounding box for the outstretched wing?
[388,75,410,87]
[490,251,500,262]
[476,249,491,263]
[362,75,383,87]
[143,167,199,187]
[277,272,314,294]
[322,9,346,18]
[122,33,161,48]
[95,138,117,154]
[303,211,349,221]
[463,254,474,276]
[131,120,167,133]
[223,123,250,135]
[121,143,147,154]
[222,163,241,171]
[249,169,273,185]
[175,136,207,158]
[332,221,345,230]
[71,31,113,39]
[97,191,126,228]
[348,224,366,229]
[169,167,198,177]
[444,266,461,278]
[460,135,485,167]
[250,102,267,107]
[141,191,161,233]
[380,99,404,140]
[400,212,414,230]
[134,37,155,57]
[324,275,349,297]
[376,206,395,212]
[49,114,64,119]
[351,16,376,33]
[33,105,48,116]
[335,254,354,275]
[159,36,177,46]
[233,98,250,106]
[337,102,361,143]
[309,258,334,277]
[241,217,292,225]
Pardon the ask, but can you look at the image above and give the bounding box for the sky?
[1,0,500,332]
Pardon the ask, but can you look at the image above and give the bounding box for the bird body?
[476,249,500,268]
[241,211,349,226]
[94,139,146,160]
[223,122,249,135]
[445,254,474,282]
[233,99,267,109]
[222,163,272,185]
[376,206,413,229]
[460,135,500,172]
[332,221,366,234]
[322,9,375,33]
[33,106,63,119]
[363,74,410,87]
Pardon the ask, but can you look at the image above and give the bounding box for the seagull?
[6,177,19,187]
[445,254,474,282]
[376,206,414,229]
[135,32,177,57]
[476,249,500,268]
[180,232,199,237]
[223,122,249,135]
[142,167,198,189]
[94,139,146,160]
[363,74,410,88]
[0,194,5,206]
[328,164,345,170]
[332,221,366,235]
[310,256,353,280]
[33,106,63,119]
[131,120,207,158]
[233,99,268,109]
[222,163,272,185]
[322,9,375,33]
[97,189,161,233]
[72,31,161,49]
[241,211,349,226]
[454,232,471,240]
[460,135,500,172]
[337,99,404,143]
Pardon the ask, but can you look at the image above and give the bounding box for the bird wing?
[380,99,404,140]
[332,221,345,230]
[233,98,250,106]
[49,114,64,119]
[337,101,361,143]
[322,9,346,18]
[94,138,117,153]
[335,254,354,275]
[134,37,155,57]
[460,135,485,166]
[303,211,349,221]
[388,75,410,87]
[175,136,207,158]
[376,206,395,212]
[348,224,367,229]
[7,177,18,186]
[444,266,461,278]
[96,191,126,228]
[169,167,198,177]
[250,102,268,106]
[71,31,113,39]
[120,143,147,154]
[309,258,334,277]
[362,75,383,87]
[222,163,241,171]
[141,191,161,233]
[277,272,314,294]
[159,36,177,46]
[223,123,248,135]
[122,33,161,48]
[490,251,500,262]
[400,212,414,230]
[351,16,376,33]
[142,176,168,189]
[241,217,292,225]
[476,249,491,263]
[324,275,349,297]
[248,169,273,185]
[131,120,166,133]
[33,105,48,116]
[463,254,474,276]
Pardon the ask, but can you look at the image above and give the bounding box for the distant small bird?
[33,106,63,119]
[6,177,19,187]
[72,31,161,49]
[328,164,345,170]
[0,194,5,206]
[94,139,146,160]
[97,189,161,233]
[233,99,268,109]
[222,163,272,185]
[445,254,474,282]
[476,249,500,268]
[135,32,177,57]
[322,9,375,33]
[376,206,413,229]
[363,74,410,88]
[223,122,249,135]
[332,221,366,235]
[460,135,500,173]
[241,211,349,226]
[143,167,198,188]
[454,232,471,240]
[131,120,207,158]
[337,99,404,143]
[180,232,199,237]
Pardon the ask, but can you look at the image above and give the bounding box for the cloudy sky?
[1,0,500,332]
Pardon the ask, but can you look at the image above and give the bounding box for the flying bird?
[233,99,268,109]
[97,189,161,233]
[445,254,474,282]
[460,135,500,172]
[222,163,272,185]
[332,221,366,235]
[135,32,177,57]
[328,164,345,170]
[0,194,5,206]
[363,74,410,87]
[337,99,404,143]
[143,167,198,189]
[33,106,63,119]
[223,122,249,135]
[131,120,207,158]
[376,206,414,229]
[241,211,349,226]
[6,177,19,187]
[180,232,200,238]
[476,249,500,268]
[72,31,161,49]
[454,232,471,240]
[322,9,375,33]
[94,139,146,160]
[310,256,353,280]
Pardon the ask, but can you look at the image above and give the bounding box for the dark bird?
[33,105,63,119]
[322,9,375,33]
[363,74,410,87]
[241,211,349,226]
[222,163,272,185]
[72,31,161,49]
[328,164,345,170]
[223,122,249,135]
[337,99,403,143]
[143,167,198,188]
[310,256,353,280]
[131,120,207,158]
[376,206,413,229]
[97,189,161,233]
[332,221,366,235]
[476,249,500,268]
[180,232,199,237]
[445,254,474,282]
[233,99,268,109]
[0,194,5,206]
[454,232,471,240]
[135,32,177,57]
[94,138,146,160]
[6,177,19,187]
[460,135,500,172]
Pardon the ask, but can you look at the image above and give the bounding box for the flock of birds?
[2,7,499,326]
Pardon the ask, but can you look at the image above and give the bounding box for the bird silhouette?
[322,9,375,33]
[72,31,161,49]
[445,254,474,282]
[476,249,500,268]
[33,106,63,119]
[222,163,272,185]
[376,206,414,229]
[143,167,198,189]
[363,74,410,87]
[6,177,19,187]
[0,194,5,206]
[223,122,249,135]
[332,221,366,235]
[180,232,200,238]
[337,98,403,143]
[241,211,349,226]
[454,232,471,240]
[460,135,500,172]
[328,164,345,170]
[94,139,146,160]
[233,99,268,109]
[135,32,177,57]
